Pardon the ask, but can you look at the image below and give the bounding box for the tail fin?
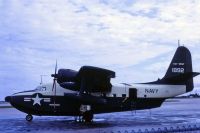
[162,46,199,92]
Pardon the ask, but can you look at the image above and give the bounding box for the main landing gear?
[76,105,94,123]
[26,114,33,122]
[82,111,93,123]
[74,111,94,123]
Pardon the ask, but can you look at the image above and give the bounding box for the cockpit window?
[41,86,46,91]
[35,86,46,91]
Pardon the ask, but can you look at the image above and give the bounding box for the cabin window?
[113,94,116,97]
[122,94,126,97]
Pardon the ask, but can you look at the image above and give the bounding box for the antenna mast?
[40,75,47,85]
[178,40,180,47]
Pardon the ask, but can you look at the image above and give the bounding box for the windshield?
[35,86,47,91]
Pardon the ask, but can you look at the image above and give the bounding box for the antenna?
[40,75,47,85]
[178,40,180,47]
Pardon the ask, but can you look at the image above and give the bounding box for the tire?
[26,114,33,122]
[83,111,93,123]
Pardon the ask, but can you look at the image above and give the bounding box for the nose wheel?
[26,114,33,122]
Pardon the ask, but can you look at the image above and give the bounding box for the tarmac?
[0,98,200,133]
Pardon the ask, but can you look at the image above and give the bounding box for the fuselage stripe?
[24,100,31,102]
[49,104,60,106]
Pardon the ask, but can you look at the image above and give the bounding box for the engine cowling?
[59,82,77,91]
[51,66,115,93]
[55,69,78,84]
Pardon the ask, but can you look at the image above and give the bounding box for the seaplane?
[5,46,199,122]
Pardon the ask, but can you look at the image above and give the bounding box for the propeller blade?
[51,60,58,78]
[52,79,55,91]
[55,79,57,96]
[51,60,58,110]
[52,60,58,91]
[55,60,57,75]
[53,79,57,110]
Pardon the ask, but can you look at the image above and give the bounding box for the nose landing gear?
[26,114,33,122]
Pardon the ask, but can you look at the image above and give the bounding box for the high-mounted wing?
[77,66,115,93]
[53,66,115,93]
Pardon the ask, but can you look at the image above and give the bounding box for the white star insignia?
[32,94,42,106]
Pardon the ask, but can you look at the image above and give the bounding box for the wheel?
[82,111,93,123]
[26,114,33,122]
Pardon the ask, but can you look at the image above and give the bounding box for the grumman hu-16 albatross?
[5,46,199,122]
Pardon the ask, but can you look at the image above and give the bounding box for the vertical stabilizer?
[162,46,195,92]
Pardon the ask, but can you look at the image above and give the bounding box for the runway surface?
[0,98,200,133]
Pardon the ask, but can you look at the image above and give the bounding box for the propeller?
[51,60,58,110]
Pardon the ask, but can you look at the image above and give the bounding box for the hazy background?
[0,0,200,100]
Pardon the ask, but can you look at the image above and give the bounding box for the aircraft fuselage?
[6,83,186,116]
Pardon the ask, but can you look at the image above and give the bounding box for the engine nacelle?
[59,82,77,91]
[56,69,78,83]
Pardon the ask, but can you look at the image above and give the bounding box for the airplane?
[5,46,199,122]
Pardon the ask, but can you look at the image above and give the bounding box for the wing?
[77,66,115,93]
[55,66,115,93]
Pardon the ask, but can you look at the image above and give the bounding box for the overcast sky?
[0,0,200,100]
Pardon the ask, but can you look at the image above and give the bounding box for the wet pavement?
[0,98,200,133]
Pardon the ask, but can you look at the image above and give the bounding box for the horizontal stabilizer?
[163,72,200,84]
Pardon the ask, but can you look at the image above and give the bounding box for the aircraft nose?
[5,96,11,102]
